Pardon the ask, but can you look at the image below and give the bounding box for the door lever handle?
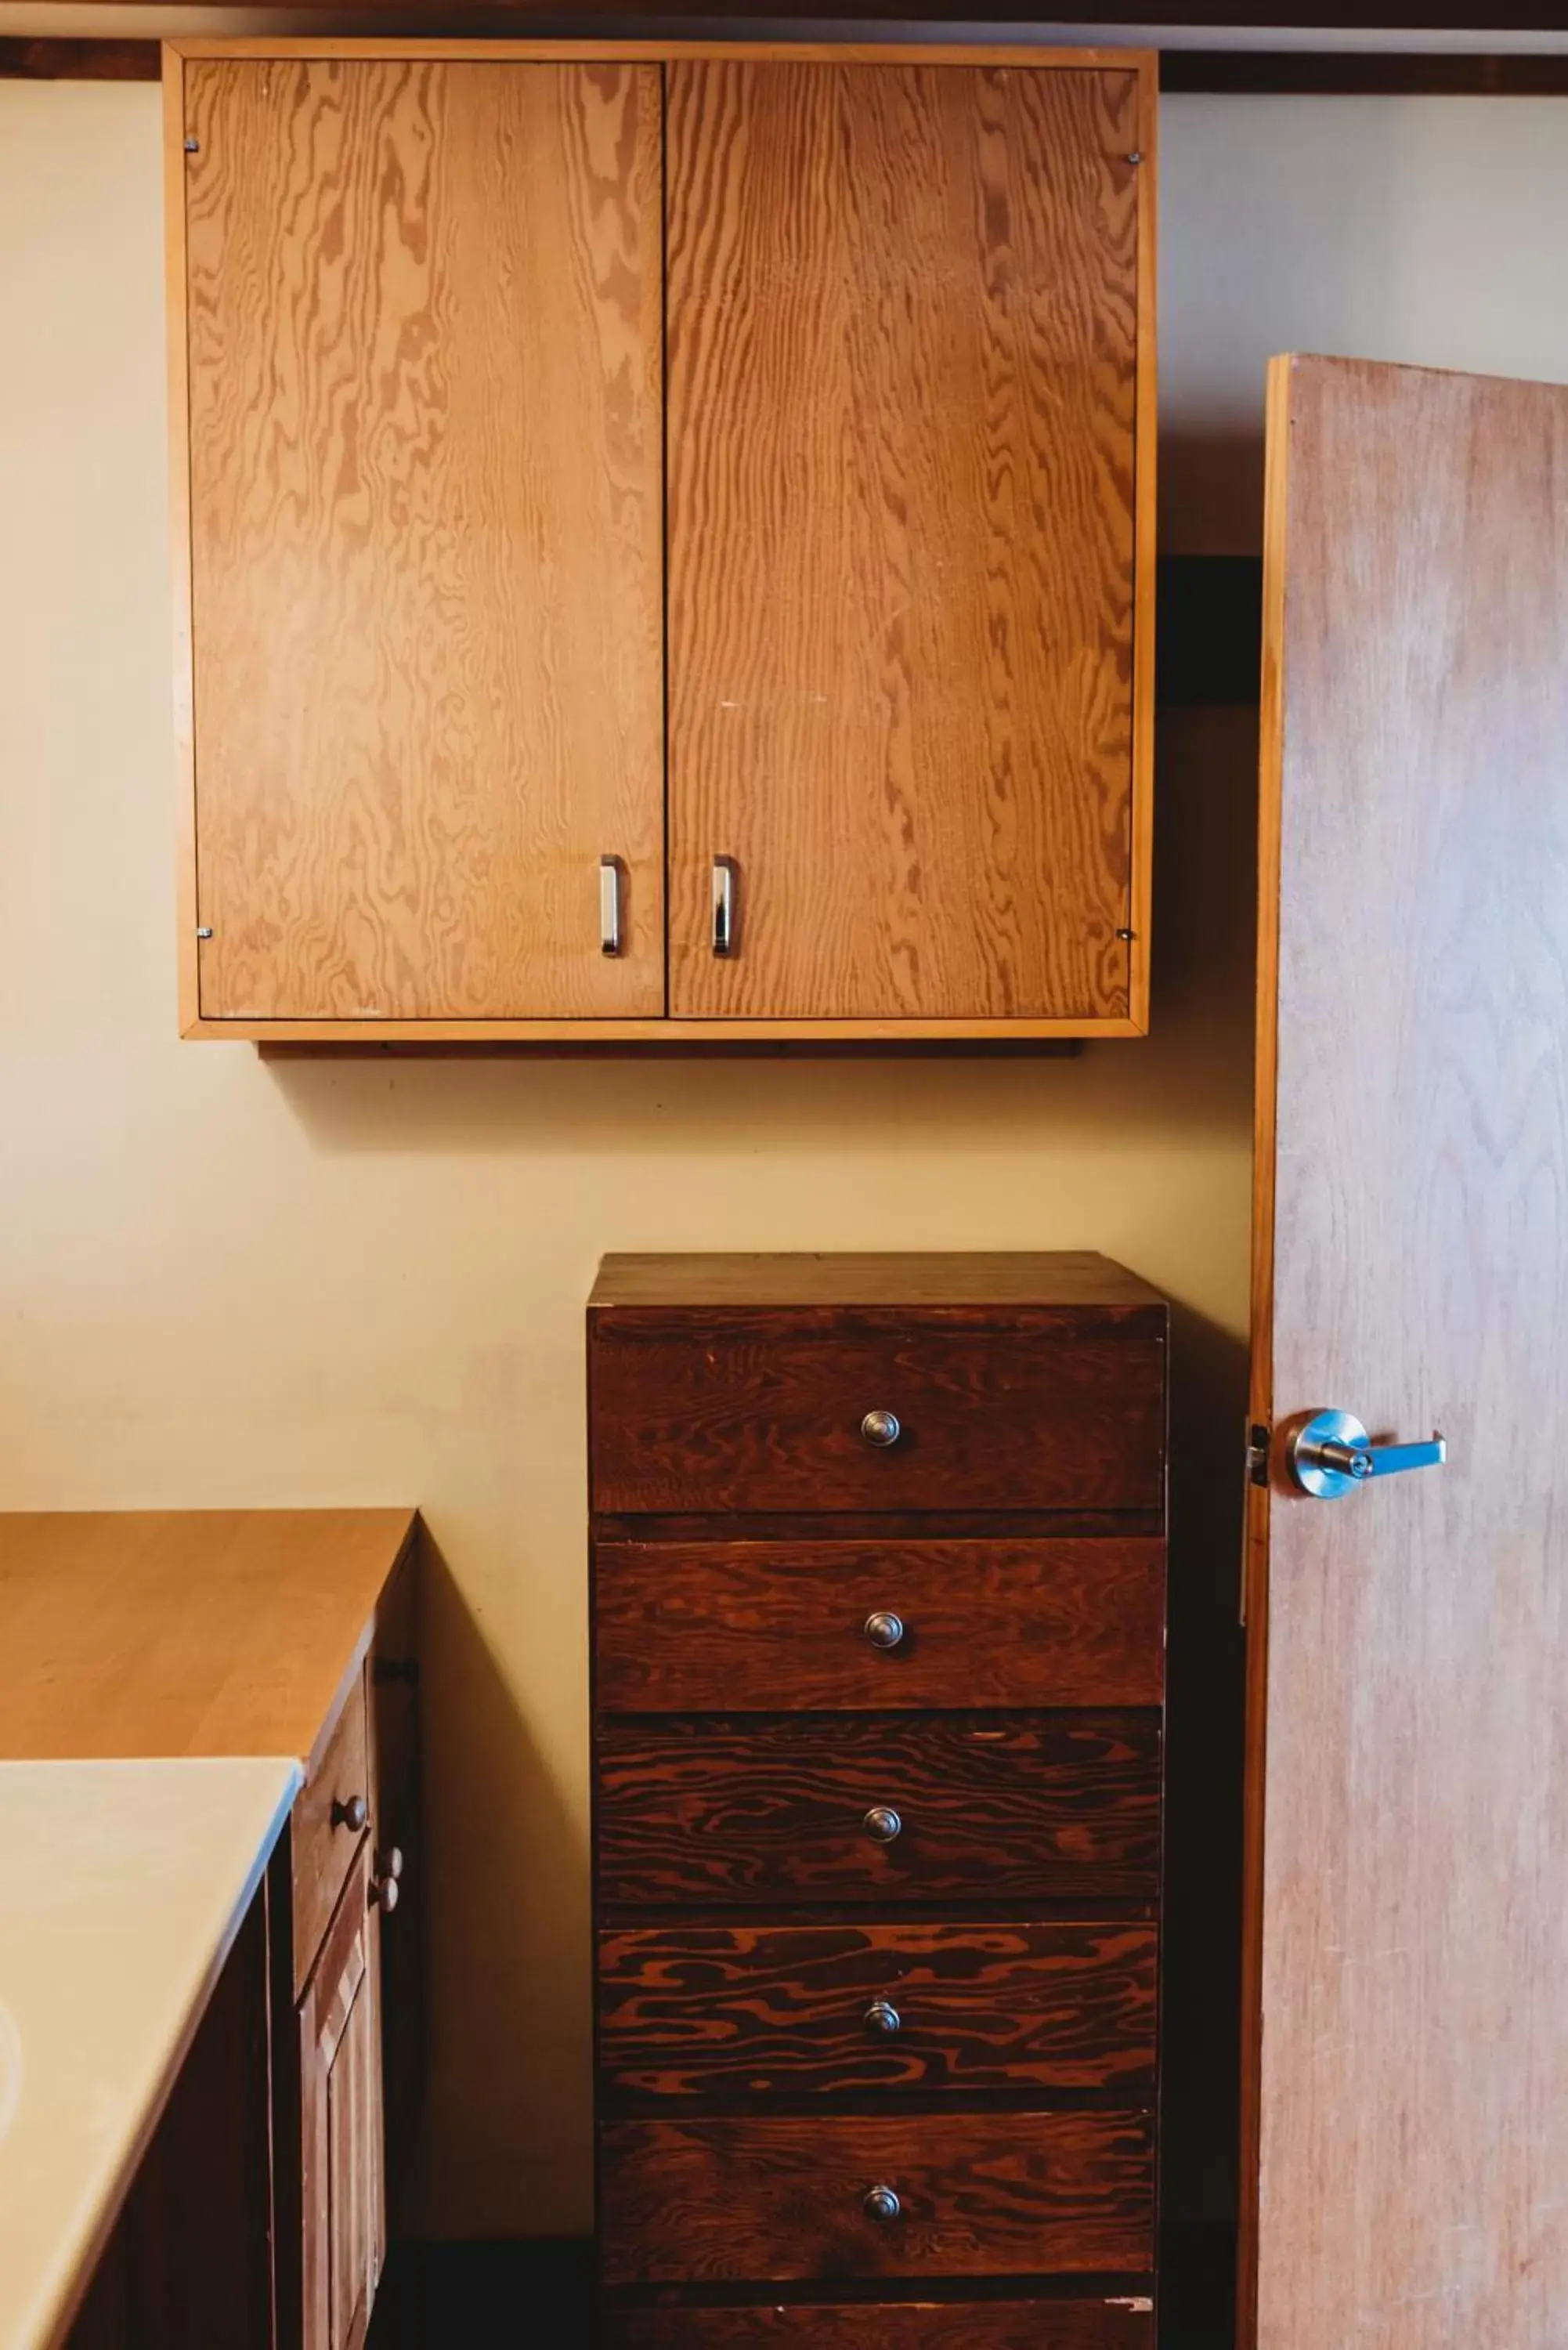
[1288,1410,1446,1499]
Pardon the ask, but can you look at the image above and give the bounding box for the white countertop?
[0,1756,301,2350]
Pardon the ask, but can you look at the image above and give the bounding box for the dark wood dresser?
[587,1253,1168,2347]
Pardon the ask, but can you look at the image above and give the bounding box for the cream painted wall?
[3,74,1565,2237]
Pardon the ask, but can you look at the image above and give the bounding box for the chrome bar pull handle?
[599,857,623,958]
[711,858,738,957]
[1288,1410,1446,1499]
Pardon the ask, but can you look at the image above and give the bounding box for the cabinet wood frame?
[164,38,1157,1047]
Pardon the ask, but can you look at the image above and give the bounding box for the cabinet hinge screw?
[1246,1422,1271,1487]
[196,926,213,940]
[1127,150,1143,164]
[1115,927,1136,942]
[184,136,200,153]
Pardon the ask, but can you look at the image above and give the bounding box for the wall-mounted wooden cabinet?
[166,42,1155,1045]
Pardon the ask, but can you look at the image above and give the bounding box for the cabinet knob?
[863,2185,901,2224]
[860,1408,901,1448]
[863,1804,902,1845]
[370,1871,400,1914]
[375,1845,404,1883]
[864,1998,901,2036]
[331,1794,368,1835]
[863,1610,905,1651]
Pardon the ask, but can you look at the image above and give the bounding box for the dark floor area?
[369,2227,1235,2347]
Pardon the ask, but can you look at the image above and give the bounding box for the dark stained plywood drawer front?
[594,1539,1165,1712]
[598,2110,1155,2283]
[602,2301,1154,2347]
[596,1714,1161,1910]
[589,1319,1166,1515]
[598,1921,1158,2100]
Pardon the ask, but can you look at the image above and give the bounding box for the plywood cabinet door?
[665,60,1151,1023]
[180,59,665,1021]
[300,1844,383,2350]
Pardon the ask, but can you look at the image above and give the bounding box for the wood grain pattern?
[291,1668,370,1996]
[597,1920,1157,2099]
[182,58,663,1020]
[590,1323,1166,1516]
[1247,358,1568,2350]
[598,2110,1154,2281]
[0,1509,417,1762]
[666,59,1145,1022]
[596,1712,1161,1909]
[590,1252,1167,1311]
[594,1538,1165,1711]
[299,1842,383,2350]
[601,2305,1154,2349]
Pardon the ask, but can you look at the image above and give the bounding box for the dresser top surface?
[0,1509,417,1766]
[590,1252,1165,1312]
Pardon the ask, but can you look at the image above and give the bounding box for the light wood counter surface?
[0,1510,418,1766]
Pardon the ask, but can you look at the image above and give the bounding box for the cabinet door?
[666,60,1150,1024]
[300,1844,383,2350]
[181,60,664,1021]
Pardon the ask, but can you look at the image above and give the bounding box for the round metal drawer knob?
[864,1998,901,2036]
[331,1793,368,1835]
[864,1611,905,1652]
[863,1804,903,1845]
[864,2185,901,2224]
[860,1408,902,1449]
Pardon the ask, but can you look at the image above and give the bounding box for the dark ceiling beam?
[9,24,1568,91]
[10,0,1568,24]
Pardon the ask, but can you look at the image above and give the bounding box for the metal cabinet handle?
[863,1804,902,1845]
[861,1409,901,1448]
[370,1870,400,1914]
[375,1845,404,1883]
[864,2185,901,2223]
[864,1998,901,2036]
[711,858,738,956]
[331,1794,368,1835]
[1288,1410,1447,1499]
[864,1611,905,1651]
[600,856,623,957]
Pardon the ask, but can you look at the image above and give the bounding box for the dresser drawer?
[589,1320,1165,1516]
[596,1714,1161,1911]
[598,1921,1157,2100]
[594,1539,1165,1712]
[291,1668,370,1994]
[602,2303,1154,2347]
[599,2110,1154,2283]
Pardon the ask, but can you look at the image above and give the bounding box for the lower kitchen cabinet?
[0,1509,421,2350]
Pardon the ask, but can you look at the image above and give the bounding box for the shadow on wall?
[411,1528,594,2234]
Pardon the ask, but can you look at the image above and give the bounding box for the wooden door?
[664,58,1153,1024]
[180,59,664,1021]
[300,1844,383,2350]
[1243,356,1568,2348]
